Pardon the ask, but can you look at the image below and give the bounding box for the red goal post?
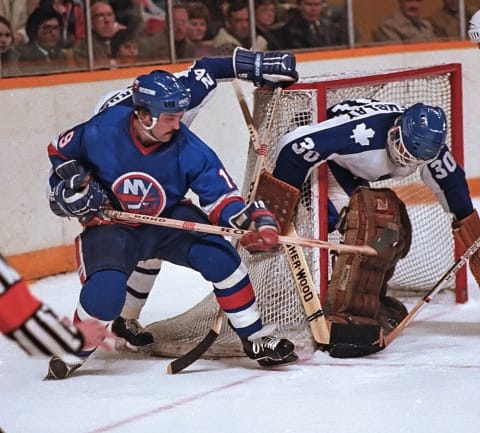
[251,63,466,305]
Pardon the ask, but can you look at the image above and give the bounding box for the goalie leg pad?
[453,210,480,286]
[254,171,300,234]
[327,187,412,319]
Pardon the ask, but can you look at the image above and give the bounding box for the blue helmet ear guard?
[132,70,191,118]
[399,102,447,161]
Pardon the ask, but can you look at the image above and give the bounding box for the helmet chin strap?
[135,110,160,142]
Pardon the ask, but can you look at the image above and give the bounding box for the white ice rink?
[1,254,480,433]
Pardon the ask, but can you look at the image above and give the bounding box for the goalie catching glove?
[230,200,280,252]
[233,47,298,88]
[49,160,108,225]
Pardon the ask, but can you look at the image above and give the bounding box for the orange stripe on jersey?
[215,283,255,311]
[0,281,41,334]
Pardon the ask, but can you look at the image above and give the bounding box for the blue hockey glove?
[233,47,298,88]
[230,200,280,252]
[50,177,107,222]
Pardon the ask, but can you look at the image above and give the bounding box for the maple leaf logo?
[349,123,375,146]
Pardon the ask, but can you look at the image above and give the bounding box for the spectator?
[278,0,347,50]
[18,5,69,74]
[73,0,125,69]
[171,2,195,60]
[213,0,267,55]
[39,0,85,48]
[110,28,139,67]
[374,0,436,43]
[0,16,20,77]
[254,0,284,50]
[0,0,35,47]
[187,1,218,57]
[429,0,475,40]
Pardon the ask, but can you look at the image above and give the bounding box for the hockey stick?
[165,85,283,373]
[103,209,380,255]
[166,308,224,374]
[381,235,480,348]
[231,84,333,344]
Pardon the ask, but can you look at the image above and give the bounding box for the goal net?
[147,63,465,359]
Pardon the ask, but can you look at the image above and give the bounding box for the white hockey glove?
[230,200,280,252]
[233,47,298,87]
[49,160,108,224]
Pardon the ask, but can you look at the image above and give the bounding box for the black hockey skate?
[44,355,85,380]
[112,316,154,352]
[242,335,295,365]
[257,352,299,367]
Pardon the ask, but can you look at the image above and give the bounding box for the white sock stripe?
[225,304,260,329]
[75,303,110,326]
[214,263,248,290]
[126,272,157,295]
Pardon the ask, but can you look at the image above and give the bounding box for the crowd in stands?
[0,0,477,78]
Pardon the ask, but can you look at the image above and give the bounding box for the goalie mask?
[468,10,480,44]
[387,103,446,168]
[132,70,191,128]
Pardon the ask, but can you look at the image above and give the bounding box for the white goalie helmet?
[468,10,480,43]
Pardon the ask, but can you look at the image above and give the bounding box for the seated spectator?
[110,28,139,67]
[73,0,125,69]
[278,0,347,50]
[171,2,195,60]
[187,1,218,57]
[0,0,33,47]
[374,0,435,43]
[0,16,20,76]
[429,0,475,40]
[254,0,284,50]
[18,5,70,74]
[213,0,268,55]
[39,0,85,48]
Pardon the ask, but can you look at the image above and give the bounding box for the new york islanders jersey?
[47,106,244,227]
[272,99,473,224]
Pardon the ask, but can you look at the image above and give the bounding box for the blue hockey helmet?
[132,70,191,119]
[387,103,446,167]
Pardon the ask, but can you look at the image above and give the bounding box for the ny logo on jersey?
[350,123,375,147]
[112,172,166,216]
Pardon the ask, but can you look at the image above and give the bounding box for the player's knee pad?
[79,270,127,321]
[327,187,411,320]
[187,235,242,283]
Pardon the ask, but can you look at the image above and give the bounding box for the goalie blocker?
[324,187,411,358]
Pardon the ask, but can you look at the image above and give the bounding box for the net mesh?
[147,66,460,359]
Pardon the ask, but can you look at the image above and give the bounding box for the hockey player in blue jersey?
[255,99,480,357]
[45,69,297,379]
[95,48,299,351]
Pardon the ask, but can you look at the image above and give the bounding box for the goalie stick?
[164,85,283,373]
[381,235,480,348]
